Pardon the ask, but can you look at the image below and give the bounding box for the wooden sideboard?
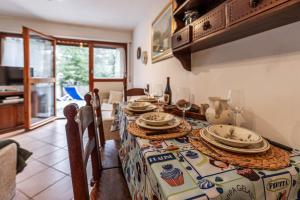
[0,91,24,134]
[172,0,300,71]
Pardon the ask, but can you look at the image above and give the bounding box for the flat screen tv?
[0,66,26,85]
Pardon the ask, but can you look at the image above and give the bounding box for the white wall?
[0,15,132,42]
[132,2,300,148]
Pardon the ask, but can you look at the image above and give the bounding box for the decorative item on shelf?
[205,97,233,125]
[137,47,141,59]
[152,1,174,63]
[183,10,200,26]
[141,51,148,65]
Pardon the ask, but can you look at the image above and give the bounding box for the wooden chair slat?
[125,88,146,102]
[93,89,105,147]
[77,106,94,133]
[83,138,96,166]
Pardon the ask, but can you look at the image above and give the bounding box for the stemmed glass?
[227,89,244,126]
[151,84,164,113]
[175,88,193,121]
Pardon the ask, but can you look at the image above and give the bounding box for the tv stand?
[0,91,24,134]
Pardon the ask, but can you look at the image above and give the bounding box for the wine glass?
[227,89,244,126]
[151,84,164,112]
[175,88,193,121]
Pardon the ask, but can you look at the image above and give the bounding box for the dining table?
[117,103,300,200]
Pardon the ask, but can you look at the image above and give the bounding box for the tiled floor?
[3,119,87,200]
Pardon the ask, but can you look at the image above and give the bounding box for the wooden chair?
[92,88,105,147]
[124,85,149,102]
[64,93,131,200]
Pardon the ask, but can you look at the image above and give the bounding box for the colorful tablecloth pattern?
[118,107,300,200]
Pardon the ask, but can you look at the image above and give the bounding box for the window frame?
[0,32,128,91]
[92,43,127,82]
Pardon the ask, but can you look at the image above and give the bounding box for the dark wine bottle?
[164,77,172,105]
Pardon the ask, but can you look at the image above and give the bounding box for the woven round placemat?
[127,120,192,140]
[189,129,290,170]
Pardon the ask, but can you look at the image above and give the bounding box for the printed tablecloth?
[118,107,300,200]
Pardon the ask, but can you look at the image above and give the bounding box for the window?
[1,37,24,67]
[93,47,125,79]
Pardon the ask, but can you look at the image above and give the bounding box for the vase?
[205,97,233,125]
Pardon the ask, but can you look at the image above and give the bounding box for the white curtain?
[117,47,126,78]
[94,47,126,79]
[30,38,53,78]
[1,37,24,67]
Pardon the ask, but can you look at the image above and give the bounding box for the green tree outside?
[56,45,89,86]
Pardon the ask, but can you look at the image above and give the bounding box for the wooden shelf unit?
[0,91,24,134]
[171,0,300,71]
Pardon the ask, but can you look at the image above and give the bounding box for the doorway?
[55,44,89,118]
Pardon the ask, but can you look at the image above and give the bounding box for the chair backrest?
[92,88,105,147]
[124,87,147,102]
[64,93,102,200]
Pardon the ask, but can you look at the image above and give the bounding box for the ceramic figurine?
[205,97,233,125]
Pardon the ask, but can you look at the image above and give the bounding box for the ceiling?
[0,0,166,31]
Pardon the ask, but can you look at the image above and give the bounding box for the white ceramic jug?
[205,97,233,125]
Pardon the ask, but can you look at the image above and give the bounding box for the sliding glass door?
[23,27,56,130]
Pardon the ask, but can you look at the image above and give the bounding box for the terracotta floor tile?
[33,176,73,200]
[38,149,69,166]
[27,130,59,139]
[17,168,65,198]
[22,140,47,151]
[31,144,60,159]
[17,160,49,183]
[52,158,70,175]
[12,136,35,146]
[39,135,68,148]
[12,190,30,200]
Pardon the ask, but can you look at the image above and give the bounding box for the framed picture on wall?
[151,1,174,63]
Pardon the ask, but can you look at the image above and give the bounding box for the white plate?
[135,97,157,103]
[140,112,174,126]
[200,129,270,154]
[136,117,181,130]
[207,125,263,147]
[128,102,151,110]
[126,104,157,113]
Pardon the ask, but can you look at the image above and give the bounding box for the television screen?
[0,66,25,85]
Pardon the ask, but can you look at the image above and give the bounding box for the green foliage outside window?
[56,45,89,86]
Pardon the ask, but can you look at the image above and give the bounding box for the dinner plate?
[136,117,181,130]
[200,129,270,154]
[135,97,157,103]
[207,125,262,147]
[128,102,151,110]
[126,104,157,113]
[140,112,174,126]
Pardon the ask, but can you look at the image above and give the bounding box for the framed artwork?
[151,1,174,63]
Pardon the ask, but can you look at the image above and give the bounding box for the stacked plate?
[135,96,157,103]
[200,125,270,154]
[126,102,156,113]
[136,112,181,130]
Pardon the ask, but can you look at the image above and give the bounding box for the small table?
[118,106,300,200]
